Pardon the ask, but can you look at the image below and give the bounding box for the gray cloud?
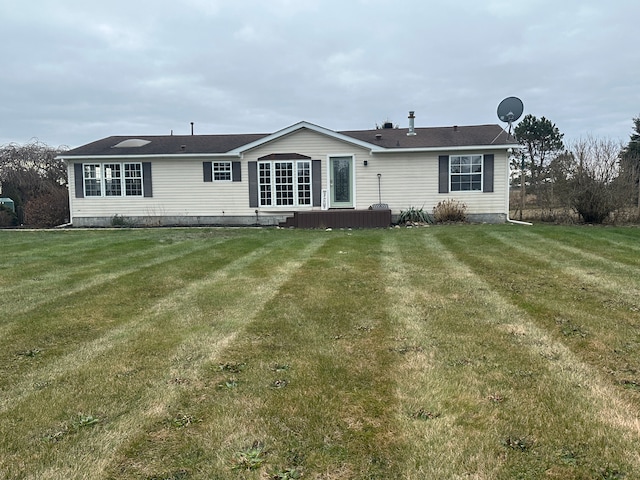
[1,0,638,147]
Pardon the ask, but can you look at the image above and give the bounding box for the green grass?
[0,225,639,479]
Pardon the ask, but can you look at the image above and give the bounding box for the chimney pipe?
[191,122,194,135]
[407,111,416,136]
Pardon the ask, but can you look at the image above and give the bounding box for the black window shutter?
[438,155,449,193]
[312,160,321,206]
[203,162,212,182]
[248,161,258,208]
[232,161,241,182]
[142,162,153,197]
[74,163,84,198]
[483,154,494,192]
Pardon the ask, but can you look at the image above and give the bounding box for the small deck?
[279,209,392,229]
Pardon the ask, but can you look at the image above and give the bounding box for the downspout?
[65,158,75,227]
[507,216,533,226]
[505,148,533,225]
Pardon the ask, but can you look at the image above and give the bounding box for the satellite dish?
[497,96,524,134]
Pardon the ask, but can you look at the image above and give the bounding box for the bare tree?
[556,136,626,223]
[0,140,69,226]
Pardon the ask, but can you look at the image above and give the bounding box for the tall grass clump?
[398,206,433,225]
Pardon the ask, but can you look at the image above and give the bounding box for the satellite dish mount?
[497,96,524,134]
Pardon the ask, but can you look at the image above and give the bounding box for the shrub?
[568,173,618,223]
[23,189,69,227]
[110,214,131,227]
[398,206,433,224]
[432,199,467,223]
[555,137,628,224]
[0,205,18,227]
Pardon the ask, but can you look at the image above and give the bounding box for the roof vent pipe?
[407,111,416,136]
[191,122,194,135]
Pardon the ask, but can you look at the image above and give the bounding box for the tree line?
[512,115,639,223]
[1,117,640,227]
[0,141,69,227]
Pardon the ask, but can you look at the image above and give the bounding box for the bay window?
[258,160,312,207]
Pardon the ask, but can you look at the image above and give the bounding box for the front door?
[330,156,353,208]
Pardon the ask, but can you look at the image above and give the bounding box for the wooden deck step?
[280,209,391,229]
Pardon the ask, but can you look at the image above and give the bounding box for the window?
[274,162,294,206]
[124,163,142,196]
[259,163,272,206]
[297,161,311,206]
[104,163,122,196]
[83,162,143,197]
[450,155,483,191]
[258,160,311,207]
[213,162,232,181]
[84,164,102,196]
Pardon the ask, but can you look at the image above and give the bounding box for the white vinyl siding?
[356,152,506,215]
[246,129,370,211]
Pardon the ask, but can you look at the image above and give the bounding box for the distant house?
[0,197,15,212]
[59,115,518,227]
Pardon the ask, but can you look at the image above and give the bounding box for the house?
[59,114,518,227]
[0,197,15,212]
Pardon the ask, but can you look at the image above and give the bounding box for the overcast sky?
[1,0,638,148]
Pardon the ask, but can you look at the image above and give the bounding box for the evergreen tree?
[514,115,564,206]
[619,116,640,210]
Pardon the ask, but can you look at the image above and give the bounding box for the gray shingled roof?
[64,133,270,156]
[341,124,514,149]
[62,123,515,157]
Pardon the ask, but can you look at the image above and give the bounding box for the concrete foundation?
[72,212,507,228]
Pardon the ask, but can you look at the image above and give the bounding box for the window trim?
[449,154,484,192]
[83,163,102,197]
[82,162,144,197]
[212,161,233,182]
[124,162,143,196]
[104,163,123,196]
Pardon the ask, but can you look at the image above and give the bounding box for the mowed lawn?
[1,225,639,480]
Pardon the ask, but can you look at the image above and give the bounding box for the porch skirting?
[279,209,392,229]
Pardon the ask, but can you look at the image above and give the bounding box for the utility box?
[0,198,15,212]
